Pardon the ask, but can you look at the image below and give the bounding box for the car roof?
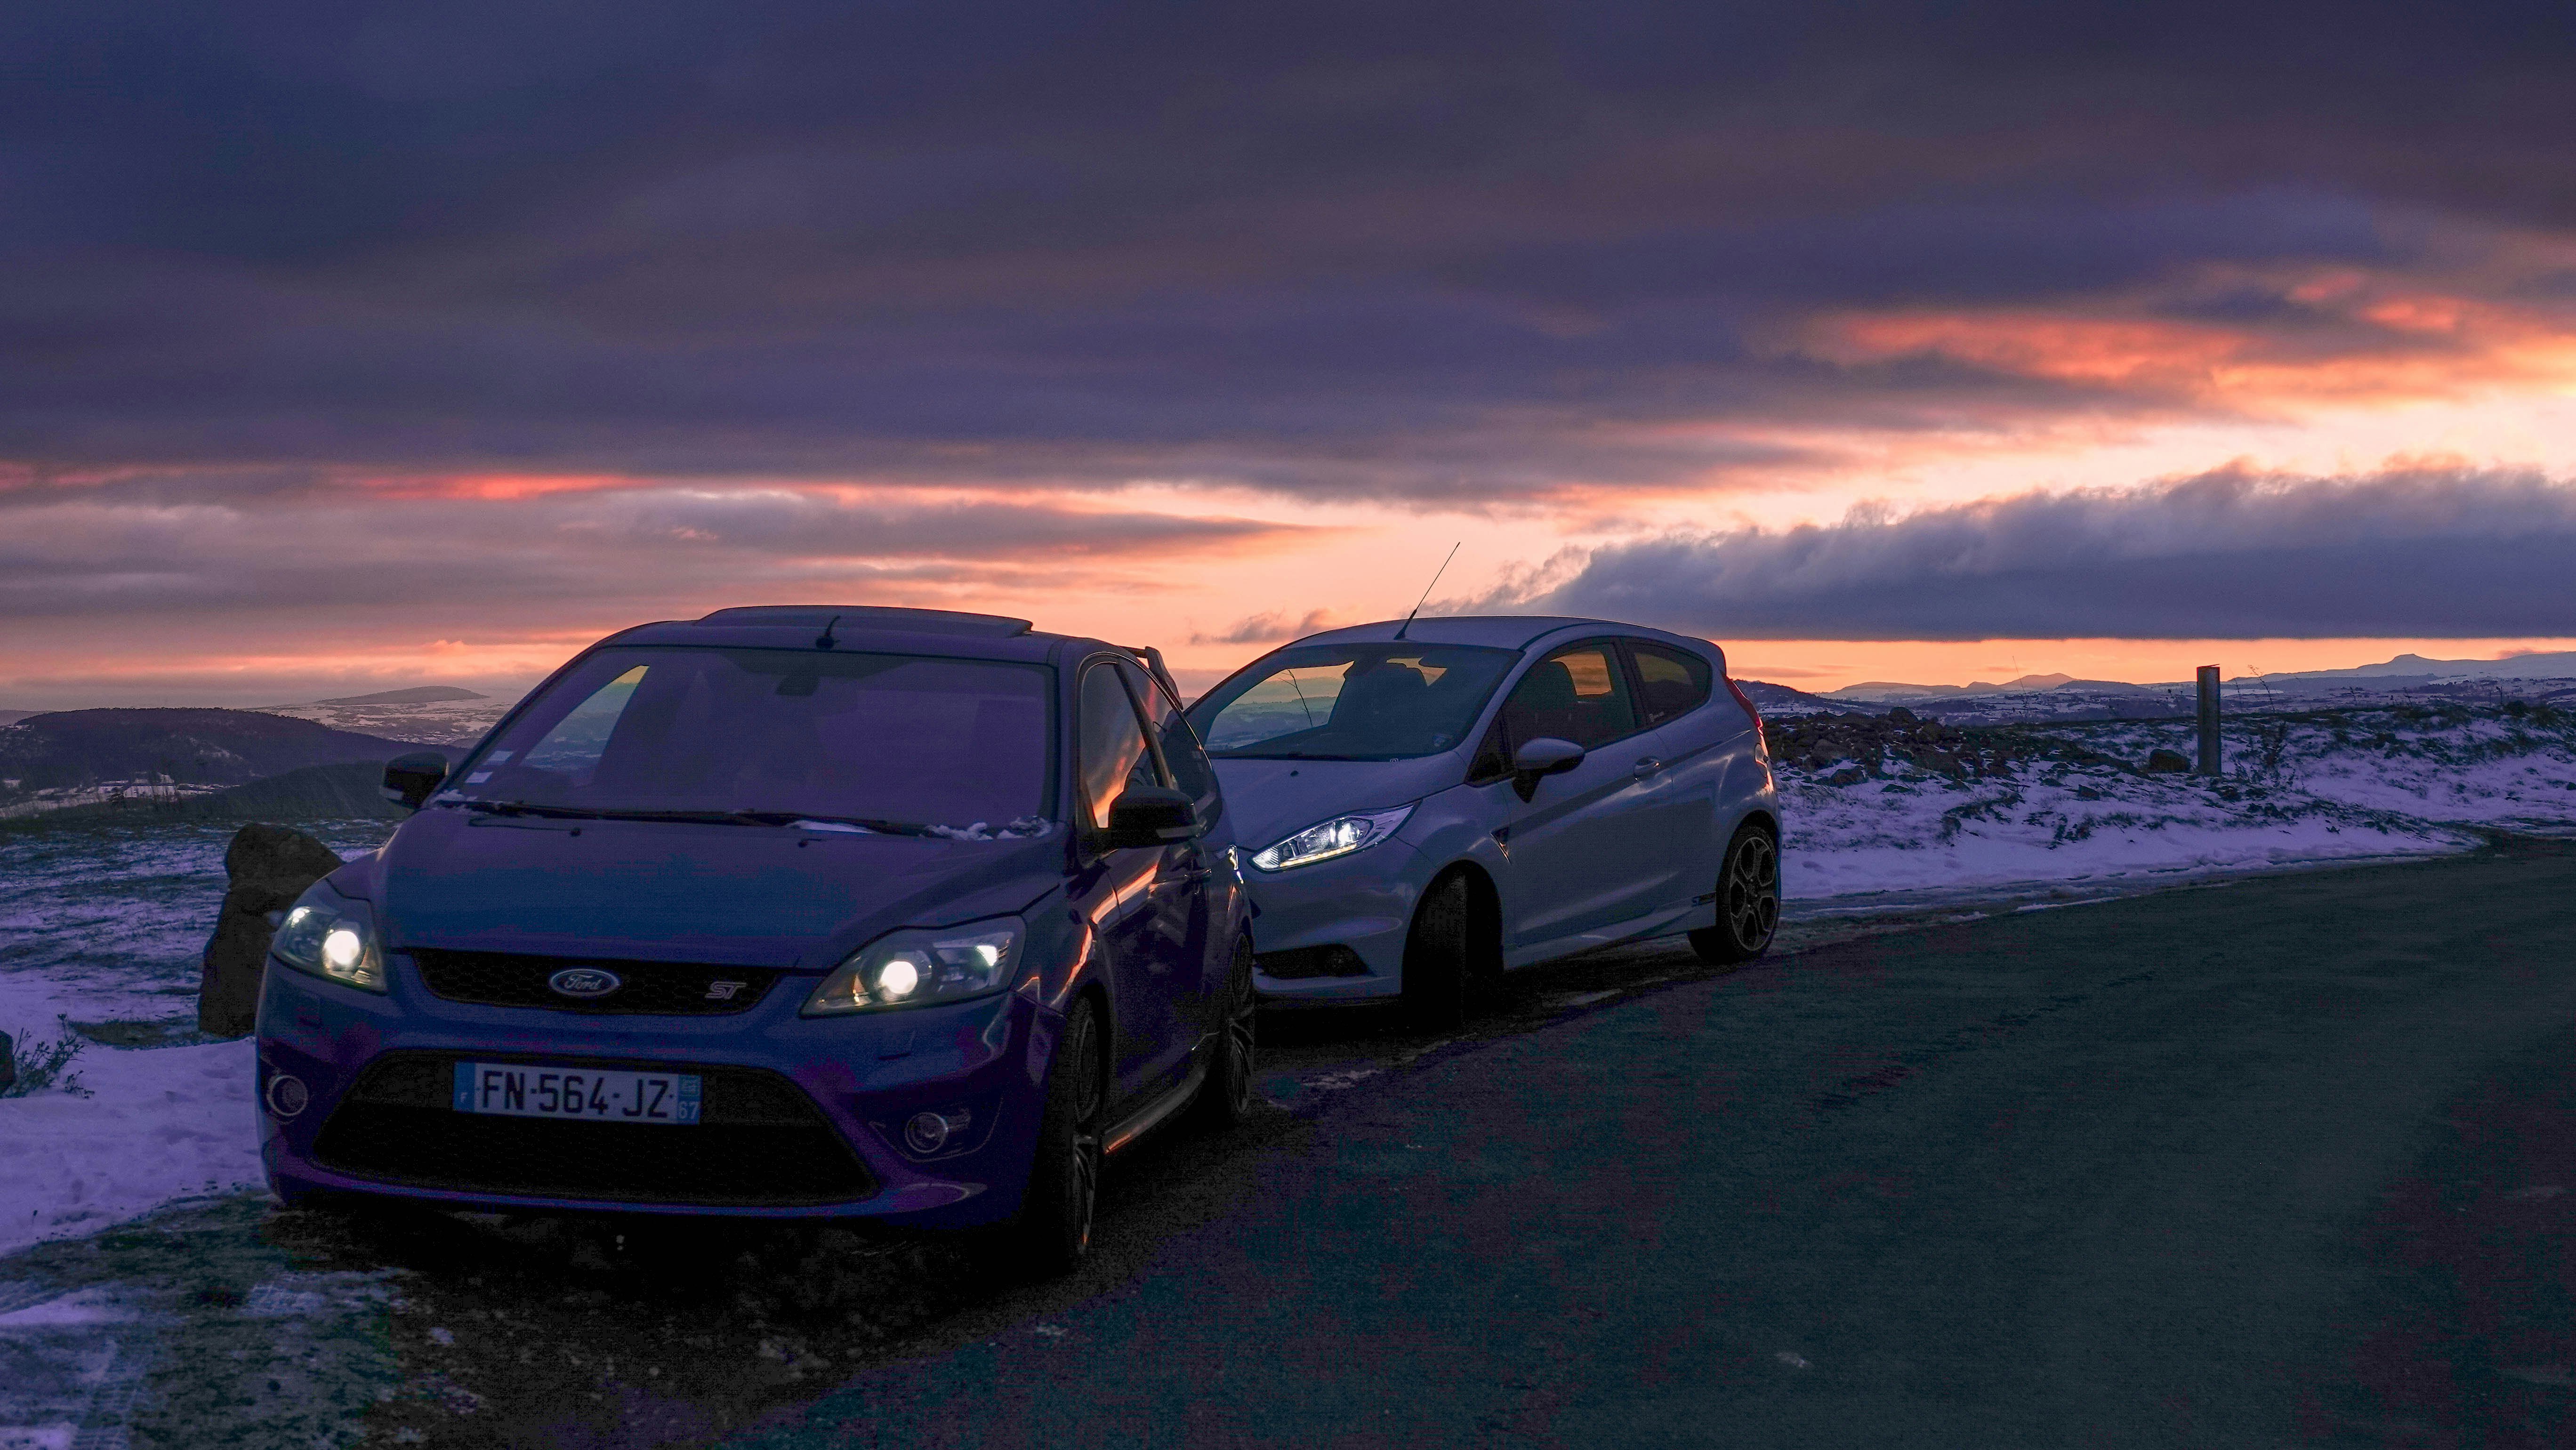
[601,605,1083,665]
[1292,615,1712,653]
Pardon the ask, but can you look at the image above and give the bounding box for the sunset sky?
[5,1,2575,707]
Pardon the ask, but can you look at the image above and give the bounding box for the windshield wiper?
[453,800,941,835]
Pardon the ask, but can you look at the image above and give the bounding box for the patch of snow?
[1776,702,2576,907]
[0,1037,264,1260]
[0,1289,134,1329]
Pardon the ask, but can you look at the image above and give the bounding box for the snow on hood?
[1213,753,1471,852]
[362,808,1063,968]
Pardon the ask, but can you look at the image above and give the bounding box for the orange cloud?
[1803,266,2576,414]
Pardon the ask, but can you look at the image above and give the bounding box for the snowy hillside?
[1768,700,2576,905]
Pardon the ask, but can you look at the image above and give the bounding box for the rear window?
[1628,642,1714,727]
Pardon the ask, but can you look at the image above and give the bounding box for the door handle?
[1632,757,1663,780]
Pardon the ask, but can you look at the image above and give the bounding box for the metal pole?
[2196,666,2221,774]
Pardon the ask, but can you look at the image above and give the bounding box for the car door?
[1071,658,1197,1107]
[1615,638,1729,914]
[1482,639,1668,949]
[1126,661,1230,1042]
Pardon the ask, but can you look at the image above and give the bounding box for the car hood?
[350,807,1064,968]
[1211,754,1469,851]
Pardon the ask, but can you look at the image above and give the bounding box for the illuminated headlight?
[1249,803,1416,872]
[270,881,388,993]
[803,919,1022,1015]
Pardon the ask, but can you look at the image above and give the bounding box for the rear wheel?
[1401,872,1480,1028]
[1188,935,1257,1130]
[1689,822,1780,968]
[1011,997,1105,1276]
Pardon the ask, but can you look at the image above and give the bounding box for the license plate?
[451,1062,701,1125]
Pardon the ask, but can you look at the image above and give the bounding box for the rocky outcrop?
[199,824,345,1037]
[2144,748,2191,773]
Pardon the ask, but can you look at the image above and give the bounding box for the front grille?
[408,949,784,1015]
[313,1054,874,1207]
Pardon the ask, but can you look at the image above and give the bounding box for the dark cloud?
[2,2,2572,498]
[1525,467,2576,639]
[0,486,1305,621]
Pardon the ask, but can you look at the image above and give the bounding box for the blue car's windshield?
[449,647,1054,832]
[1187,643,1519,760]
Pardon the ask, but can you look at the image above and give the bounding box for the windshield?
[447,647,1054,833]
[1186,643,1519,759]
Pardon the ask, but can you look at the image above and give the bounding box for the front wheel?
[1010,997,1105,1276]
[1689,822,1780,968]
[1188,935,1257,1130]
[1401,871,1480,1029]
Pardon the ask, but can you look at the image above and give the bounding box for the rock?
[2144,748,2190,773]
[1886,706,1919,725]
[0,1029,14,1092]
[200,823,346,1037]
[1826,765,1869,787]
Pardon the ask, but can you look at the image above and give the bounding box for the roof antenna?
[814,614,841,650]
[1393,542,1460,640]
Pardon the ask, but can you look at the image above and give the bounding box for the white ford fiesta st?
[1183,615,1781,1021]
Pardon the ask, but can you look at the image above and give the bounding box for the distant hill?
[2242,650,2576,684]
[305,685,488,708]
[1737,680,1843,714]
[0,708,431,808]
[258,686,516,747]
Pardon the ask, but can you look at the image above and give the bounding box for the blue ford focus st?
[255,606,1253,1272]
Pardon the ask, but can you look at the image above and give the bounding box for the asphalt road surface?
[14,838,2576,1448]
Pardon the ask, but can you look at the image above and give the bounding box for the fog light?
[265,1073,310,1119]
[903,1107,970,1156]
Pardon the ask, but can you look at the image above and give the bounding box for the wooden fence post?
[2197,666,2222,775]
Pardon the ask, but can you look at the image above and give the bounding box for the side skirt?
[1101,1044,1211,1156]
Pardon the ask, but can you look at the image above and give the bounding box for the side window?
[1125,662,1217,812]
[516,665,648,777]
[1627,642,1714,728]
[1496,643,1640,751]
[1077,663,1159,832]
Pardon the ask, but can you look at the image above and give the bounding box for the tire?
[1689,822,1781,968]
[1011,996,1106,1276]
[1187,935,1257,1130]
[1401,872,1478,1029]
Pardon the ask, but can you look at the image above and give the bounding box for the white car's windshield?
[448,647,1054,833]
[1187,643,1519,760]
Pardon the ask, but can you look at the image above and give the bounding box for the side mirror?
[381,751,451,810]
[1101,784,1199,850]
[1510,737,1586,801]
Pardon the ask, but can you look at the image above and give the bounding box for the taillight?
[1726,676,1767,758]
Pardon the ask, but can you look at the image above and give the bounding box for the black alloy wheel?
[1689,822,1781,968]
[1013,997,1105,1275]
[1189,934,1257,1129]
[1401,871,1478,1028]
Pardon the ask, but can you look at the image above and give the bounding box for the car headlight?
[1249,803,1416,872]
[802,919,1022,1016]
[270,881,388,993]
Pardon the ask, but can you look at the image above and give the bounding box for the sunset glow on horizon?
[6,4,2574,709]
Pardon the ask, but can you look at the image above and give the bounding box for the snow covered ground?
[0,821,392,1260]
[1777,701,2576,908]
[2,704,2572,1258]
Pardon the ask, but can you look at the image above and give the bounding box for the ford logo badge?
[548,967,623,999]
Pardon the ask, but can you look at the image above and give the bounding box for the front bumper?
[1242,838,1427,1004]
[255,951,1055,1229]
